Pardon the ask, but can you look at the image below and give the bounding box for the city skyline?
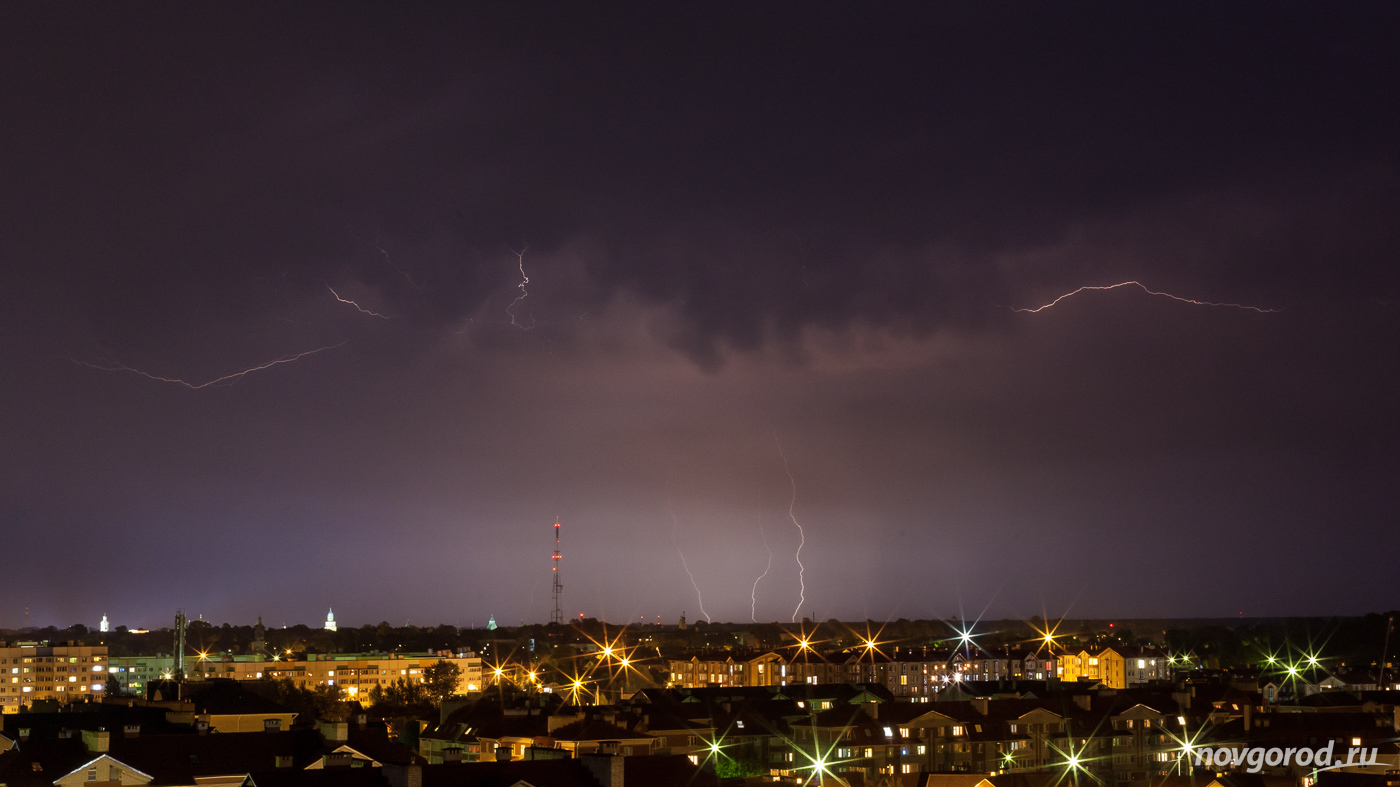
[2,5,1399,628]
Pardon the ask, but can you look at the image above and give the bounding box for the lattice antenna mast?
[550,521,563,625]
[173,610,187,682]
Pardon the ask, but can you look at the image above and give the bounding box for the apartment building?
[667,647,1057,699]
[0,641,107,710]
[107,655,175,696]
[263,652,484,699]
[1058,646,1168,689]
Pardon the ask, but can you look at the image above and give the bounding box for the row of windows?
[0,684,103,693]
[0,656,103,663]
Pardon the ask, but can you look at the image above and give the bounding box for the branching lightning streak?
[72,342,346,390]
[667,498,710,623]
[372,241,420,288]
[326,285,392,319]
[1013,281,1279,314]
[773,432,806,623]
[751,524,773,623]
[506,247,536,330]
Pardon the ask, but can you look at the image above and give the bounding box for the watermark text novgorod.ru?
[1193,741,1379,773]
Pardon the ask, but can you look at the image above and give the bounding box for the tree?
[422,660,463,703]
[104,672,124,698]
[312,683,350,722]
[265,679,348,723]
[713,743,767,778]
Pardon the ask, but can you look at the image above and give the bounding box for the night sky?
[3,4,1399,629]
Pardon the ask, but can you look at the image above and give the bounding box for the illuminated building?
[261,651,483,697]
[0,641,107,710]
[107,655,176,695]
[1057,646,1167,689]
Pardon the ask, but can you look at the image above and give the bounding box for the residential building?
[107,655,175,697]
[263,652,483,699]
[0,641,107,710]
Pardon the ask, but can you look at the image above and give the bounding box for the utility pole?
[550,521,563,625]
[1379,616,1394,690]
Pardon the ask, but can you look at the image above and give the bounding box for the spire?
[324,608,337,632]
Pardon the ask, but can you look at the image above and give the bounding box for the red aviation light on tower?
[550,520,564,624]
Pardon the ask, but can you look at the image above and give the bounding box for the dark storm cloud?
[1,3,1398,626]
[8,3,1397,352]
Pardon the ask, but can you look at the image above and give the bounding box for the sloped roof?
[546,718,652,743]
[187,681,296,717]
[0,738,93,787]
[108,729,326,783]
[245,767,390,787]
[416,759,605,787]
[0,703,189,739]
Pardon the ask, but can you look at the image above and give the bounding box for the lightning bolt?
[1013,281,1279,313]
[371,240,420,288]
[506,247,536,330]
[72,342,346,390]
[326,285,393,319]
[751,523,773,623]
[667,497,710,623]
[773,432,806,623]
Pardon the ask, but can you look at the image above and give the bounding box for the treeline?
[1164,614,1400,669]
[6,613,1397,669]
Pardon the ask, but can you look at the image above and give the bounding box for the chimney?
[1073,694,1092,712]
[82,730,110,753]
[17,729,29,742]
[123,724,141,739]
[971,698,989,716]
[581,753,625,787]
[1173,691,1192,712]
[383,763,422,787]
[195,721,209,736]
[1243,703,1252,731]
[319,720,348,742]
[355,713,368,730]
